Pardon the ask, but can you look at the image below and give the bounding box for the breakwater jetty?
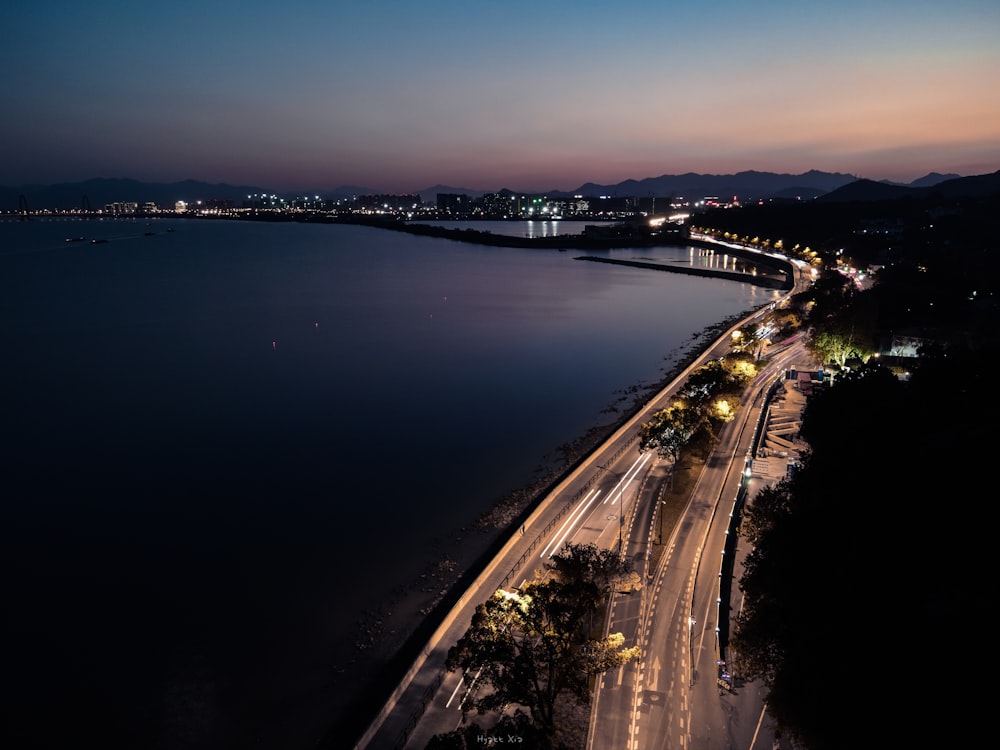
[574,254,791,289]
[373,218,794,290]
[195,211,794,289]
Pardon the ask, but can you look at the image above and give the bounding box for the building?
[436,193,471,214]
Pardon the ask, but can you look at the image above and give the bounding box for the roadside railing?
[387,432,638,749]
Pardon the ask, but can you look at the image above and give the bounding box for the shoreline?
[6,215,771,748]
[323,308,758,746]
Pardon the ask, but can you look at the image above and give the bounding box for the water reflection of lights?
[524,219,564,239]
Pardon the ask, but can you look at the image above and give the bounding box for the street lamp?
[618,481,624,557]
[656,469,672,545]
[597,461,627,558]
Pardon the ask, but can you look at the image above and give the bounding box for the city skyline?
[2,1,998,194]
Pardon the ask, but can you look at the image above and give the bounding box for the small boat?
[65,236,86,243]
[91,238,108,244]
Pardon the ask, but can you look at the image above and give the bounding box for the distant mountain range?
[565,169,861,202]
[2,170,996,211]
[419,171,860,203]
[816,170,1000,202]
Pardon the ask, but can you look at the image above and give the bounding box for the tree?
[733,322,767,360]
[807,314,876,368]
[640,355,757,466]
[639,402,701,463]
[707,395,739,424]
[805,277,878,368]
[682,358,755,406]
[800,268,856,321]
[543,541,636,601]
[807,327,855,368]
[732,352,994,750]
[680,361,728,406]
[771,307,802,338]
[443,544,639,745]
[737,477,795,547]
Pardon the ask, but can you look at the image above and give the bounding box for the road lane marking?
[649,655,661,690]
[445,676,464,708]
[539,488,600,558]
[603,452,652,505]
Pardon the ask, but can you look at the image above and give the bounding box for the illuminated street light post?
[618,479,625,558]
[597,461,627,559]
[653,461,676,547]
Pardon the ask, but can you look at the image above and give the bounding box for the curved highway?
[358,249,812,750]
[588,337,808,750]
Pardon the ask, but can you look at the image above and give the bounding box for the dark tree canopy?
[639,403,702,462]
[441,544,639,747]
[733,352,992,749]
[640,356,758,463]
[686,188,1000,747]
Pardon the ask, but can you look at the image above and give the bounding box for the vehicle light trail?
[539,488,600,559]
[602,452,652,505]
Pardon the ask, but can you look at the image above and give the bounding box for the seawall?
[574,254,791,290]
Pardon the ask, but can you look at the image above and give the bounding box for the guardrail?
[386,432,639,748]
[499,434,637,590]
[716,374,783,680]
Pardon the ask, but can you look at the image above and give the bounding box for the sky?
[2,0,998,193]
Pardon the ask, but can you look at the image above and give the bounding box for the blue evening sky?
[1,0,998,192]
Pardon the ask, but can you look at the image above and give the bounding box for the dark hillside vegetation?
[691,171,1000,273]
[734,348,992,748]
[729,178,998,747]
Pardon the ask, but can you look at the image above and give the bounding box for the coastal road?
[588,338,807,750]
[362,376,687,749]
[358,329,789,749]
[584,248,812,750]
[358,251,809,750]
[685,340,808,750]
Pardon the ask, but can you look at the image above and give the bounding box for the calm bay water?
[1,217,775,748]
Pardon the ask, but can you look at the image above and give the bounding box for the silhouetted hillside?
[569,169,858,201]
[818,170,1000,203]
[905,171,961,188]
[6,170,996,212]
[815,178,915,202]
[924,169,1000,198]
